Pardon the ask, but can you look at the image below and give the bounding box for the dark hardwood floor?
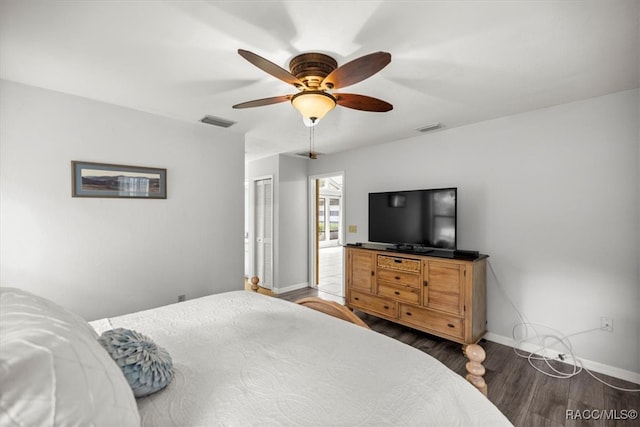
[277,287,640,427]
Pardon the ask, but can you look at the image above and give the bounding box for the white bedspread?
[91,291,512,426]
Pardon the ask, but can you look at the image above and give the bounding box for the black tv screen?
[368,188,457,250]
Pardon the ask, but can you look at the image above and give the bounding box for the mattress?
[91,291,512,426]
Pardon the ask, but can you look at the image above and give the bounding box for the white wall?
[277,155,309,290]
[309,89,640,376]
[245,154,309,293]
[0,80,245,321]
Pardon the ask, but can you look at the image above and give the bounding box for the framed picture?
[72,161,167,199]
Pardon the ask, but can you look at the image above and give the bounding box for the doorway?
[253,176,273,290]
[309,173,344,297]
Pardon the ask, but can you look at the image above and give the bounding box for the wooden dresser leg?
[250,276,260,292]
[464,343,488,396]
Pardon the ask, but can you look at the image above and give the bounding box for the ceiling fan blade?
[238,49,306,88]
[322,52,391,90]
[335,93,393,112]
[232,95,291,109]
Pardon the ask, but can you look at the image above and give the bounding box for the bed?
[0,286,512,426]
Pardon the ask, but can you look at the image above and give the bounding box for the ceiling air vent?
[200,115,236,128]
[416,122,442,133]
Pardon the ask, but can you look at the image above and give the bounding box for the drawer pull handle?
[354,297,360,301]
[371,271,375,276]
[394,259,402,263]
[395,276,400,280]
[406,312,412,316]
[423,280,428,287]
[447,323,455,328]
[394,291,400,295]
[383,305,389,309]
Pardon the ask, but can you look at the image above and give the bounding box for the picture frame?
[71,161,167,199]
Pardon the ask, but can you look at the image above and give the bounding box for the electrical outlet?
[601,316,613,332]
[178,294,186,302]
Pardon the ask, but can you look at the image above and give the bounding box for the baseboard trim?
[484,332,640,385]
[273,282,309,295]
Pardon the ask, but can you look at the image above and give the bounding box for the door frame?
[308,171,345,291]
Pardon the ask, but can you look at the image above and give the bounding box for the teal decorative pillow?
[99,328,173,397]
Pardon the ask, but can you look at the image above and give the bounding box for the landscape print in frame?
[72,161,167,199]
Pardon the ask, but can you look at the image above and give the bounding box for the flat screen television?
[368,188,457,250]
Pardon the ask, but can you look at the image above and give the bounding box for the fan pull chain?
[309,118,317,159]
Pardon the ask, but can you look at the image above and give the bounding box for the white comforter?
[91,291,512,426]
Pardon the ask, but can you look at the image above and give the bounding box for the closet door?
[254,177,273,289]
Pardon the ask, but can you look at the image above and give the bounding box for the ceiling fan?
[232,49,393,123]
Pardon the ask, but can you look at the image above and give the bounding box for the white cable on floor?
[487,260,640,392]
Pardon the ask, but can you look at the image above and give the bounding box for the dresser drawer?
[377,268,421,288]
[377,255,421,273]
[349,290,397,318]
[378,283,420,304]
[398,304,464,339]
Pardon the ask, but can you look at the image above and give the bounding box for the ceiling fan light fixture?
[291,91,336,121]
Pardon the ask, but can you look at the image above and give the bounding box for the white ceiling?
[1,1,638,161]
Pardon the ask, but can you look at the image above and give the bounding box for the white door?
[254,177,273,289]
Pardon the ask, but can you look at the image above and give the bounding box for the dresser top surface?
[345,243,488,262]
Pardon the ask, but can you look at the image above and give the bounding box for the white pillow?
[0,287,140,426]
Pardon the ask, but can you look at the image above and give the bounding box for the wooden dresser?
[345,245,487,345]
